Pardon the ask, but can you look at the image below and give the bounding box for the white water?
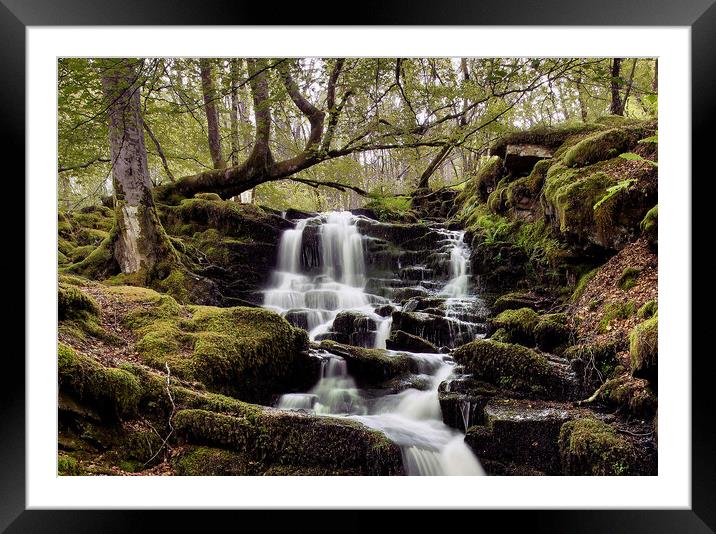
[266,211,484,476]
[263,211,388,345]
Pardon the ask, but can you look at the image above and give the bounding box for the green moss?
[490,123,604,160]
[193,192,223,201]
[492,291,536,313]
[564,341,620,380]
[504,158,550,210]
[126,300,311,402]
[617,267,642,291]
[640,204,658,247]
[318,340,411,384]
[173,446,259,475]
[534,313,571,352]
[545,166,615,236]
[457,156,503,204]
[490,307,539,346]
[58,453,82,475]
[58,283,99,321]
[562,128,632,168]
[599,375,657,418]
[58,343,141,418]
[629,315,658,382]
[58,283,119,343]
[571,267,599,302]
[156,269,189,304]
[452,339,555,397]
[173,408,404,475]
[598,301,636,333]
[364,194,414,222]
[637,300,658,319]
[558,418,638,475]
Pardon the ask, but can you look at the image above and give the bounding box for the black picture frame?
[4,0,713,531]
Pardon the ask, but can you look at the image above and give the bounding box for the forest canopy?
[58,57,657,212]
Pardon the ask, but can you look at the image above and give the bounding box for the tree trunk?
[200,58,226,170]
[575,74,588,122]
[229,59,240,167]
[610,58,623,116]
[101,59,175,276]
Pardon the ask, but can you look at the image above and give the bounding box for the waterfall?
[440,231,470,298]
[268,210,484,476]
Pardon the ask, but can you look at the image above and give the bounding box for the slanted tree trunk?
[610,58,624,116]
[200,58,226,170]
[100,59,176,277]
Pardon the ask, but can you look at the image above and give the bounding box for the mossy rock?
[490,123,605,160]
[172,446,261,475]
[492,291,545,313]
[58,283,119,343]
[637,300,658,319]
[630,315,658,384]
[127,299,314,404]
[173,408,404,475]
[193,192,223,201]
[564,340,620,388]
[534,313,571,352]
[58,343,141,419]
[57,452,82,475]
[58,283,99,321]
[488,307,539,346]
[319,340,412,386]
[598,375,657,419]
[457,155,504,204]
[452,339,574,399]
[640,205,658,248]
[385,330,439,353]
[558,418,639,475]
[562,128,633,168]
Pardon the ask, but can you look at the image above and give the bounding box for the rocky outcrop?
[452,339,581,400]
[319,340,412,387]
[174,408,404,475]
[465,399,588,474]
[503,144,553,175]
[386,330,439,353]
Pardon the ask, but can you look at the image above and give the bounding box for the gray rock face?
[504,144,553,175]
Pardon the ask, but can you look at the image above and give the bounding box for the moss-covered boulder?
[637,299,658,319]
[319,340,412,386]
[488,307,539,346]
[562,128,634,168]
[58,343,141,419]
[173,408,403,475]
[452,339,579,400]
[564,340,620,390]
[492,291,550,313]
[558,418,640,475]
[465,399,577,474]
[597,375,657,419]
[124,291,314,404]
[534,313,571,352]
[630,315,658,384]
[640,205,658,249]
[172,446,260,475]
[385,330,439,353]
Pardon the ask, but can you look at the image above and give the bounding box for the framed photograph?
[5,0,713,530]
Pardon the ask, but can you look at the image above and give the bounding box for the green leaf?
[619,152,644,161]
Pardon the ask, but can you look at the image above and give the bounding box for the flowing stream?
[264,211,485,475]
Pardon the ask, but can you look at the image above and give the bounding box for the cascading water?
[265,211,485,475]
[264,211,387,344]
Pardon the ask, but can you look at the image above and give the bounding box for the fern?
[593,178,637,211]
